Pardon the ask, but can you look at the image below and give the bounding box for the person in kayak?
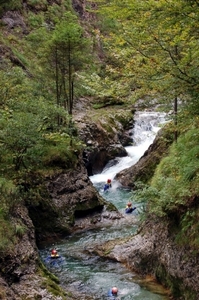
[125,202,136,214]
[104,179,112,191]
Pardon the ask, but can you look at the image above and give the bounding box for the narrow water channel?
[40,111,169,299]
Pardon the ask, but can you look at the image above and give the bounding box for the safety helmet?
[51,249,57,255]
[112,287,118,295]
[127,202,132,207]
[107,179,111,183]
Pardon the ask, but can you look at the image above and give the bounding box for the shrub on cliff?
[133,119,199,249]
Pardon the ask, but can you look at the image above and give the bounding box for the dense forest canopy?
[96,0,199,111]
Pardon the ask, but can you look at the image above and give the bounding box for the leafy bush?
[134,123,199,248]
[26,0,48,10]
[42,132,83,169]
[0,0,22,13]
[15,223,27,238]
[0,180,20,253]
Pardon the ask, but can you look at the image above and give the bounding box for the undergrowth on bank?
[133,117,199,250]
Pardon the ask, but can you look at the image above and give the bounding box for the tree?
[96,0,199,140]
[0,66,72,172]
[46,12,90,122]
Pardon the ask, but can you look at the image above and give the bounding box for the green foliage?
[0,178,21,214]
[0,0,22,12]
[0,111,42,171]
[26,0,48,10]
[42,132,83,169]
[133,119,199,248]
[80,70,132,105]
[26,11,45,29]
[132,182,163,217]
[44,11,92,115]
[0,67,29,106]
[96,0,199,111]
[0,179,21,253]
[15,223,27,238]
[0,215,15,254]
[0,63,82,175]
[174,207,199,250]
[52,11,83,43]
[12,48,29,67]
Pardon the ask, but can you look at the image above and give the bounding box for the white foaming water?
[90,111,167,184]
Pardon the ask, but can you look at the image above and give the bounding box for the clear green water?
[40,186,169,300]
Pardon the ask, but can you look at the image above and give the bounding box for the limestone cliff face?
[0,204,74,300]
[27,160,106,242]
[91,216,199,299]
[28,157,123,243]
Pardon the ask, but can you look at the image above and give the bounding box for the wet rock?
[115,126,174,188]
[75,121,129,175]
[91,216,199,299]
[73,105,134,175]
[26,161,112,242]
[0,204,71,300]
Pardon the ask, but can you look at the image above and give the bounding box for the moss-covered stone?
[155,264,197,300]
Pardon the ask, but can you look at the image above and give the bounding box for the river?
[40,111,170,299]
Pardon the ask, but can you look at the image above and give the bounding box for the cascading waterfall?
[40,111,169,300]
[90,111,167,186]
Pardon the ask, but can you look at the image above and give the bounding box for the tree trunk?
[174,96,178,142]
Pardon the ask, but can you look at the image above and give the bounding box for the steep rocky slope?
[0,98,133,299]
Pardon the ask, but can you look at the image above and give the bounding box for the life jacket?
[125,207,136,214]
[104,183,110,191]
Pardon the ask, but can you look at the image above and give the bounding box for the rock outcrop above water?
[73,98,134,175]
[115,125,174,188]
[91,215,199,299]
[0,204,74,300]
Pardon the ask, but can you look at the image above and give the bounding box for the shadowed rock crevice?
[74,205,104,218]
